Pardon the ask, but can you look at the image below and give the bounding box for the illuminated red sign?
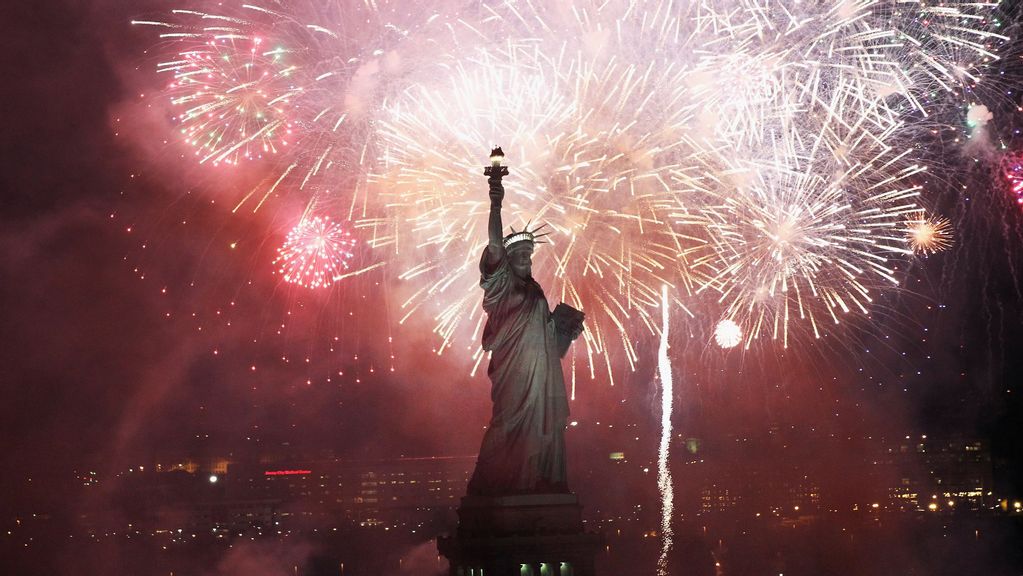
[264,469,312,476]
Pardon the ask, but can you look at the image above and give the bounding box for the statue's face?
[508,244,533,279]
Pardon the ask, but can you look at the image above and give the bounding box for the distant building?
[884,435,993,511]
[119,455,476,533]
[697,468,820,518]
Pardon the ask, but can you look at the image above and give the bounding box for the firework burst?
[685,82,924,349]
[157,31,298,165]
[135,0,1012,369]
[275,216,356,289]
[354,0,1008,368]
[714,319,742,349]
[136,1,459,212]
[905,211,954,255]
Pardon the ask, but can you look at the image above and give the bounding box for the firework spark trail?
[657,284,674,575]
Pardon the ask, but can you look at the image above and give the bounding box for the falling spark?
[656,284,674,576]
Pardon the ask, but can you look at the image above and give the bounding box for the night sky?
[2,0,1023,551]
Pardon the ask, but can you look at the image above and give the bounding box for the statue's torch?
[483,146,509,178]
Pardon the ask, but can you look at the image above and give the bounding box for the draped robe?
[466,248,570,496]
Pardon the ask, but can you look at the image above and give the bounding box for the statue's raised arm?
[485,147,508,268]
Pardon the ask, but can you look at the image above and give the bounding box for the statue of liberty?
[467,149,585,496]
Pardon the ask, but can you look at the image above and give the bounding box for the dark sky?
[2,0,1022,518]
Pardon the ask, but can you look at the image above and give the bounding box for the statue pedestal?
[438,493,604,576]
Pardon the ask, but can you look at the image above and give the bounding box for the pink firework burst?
[275,216,356,289]
[161,32,299,166]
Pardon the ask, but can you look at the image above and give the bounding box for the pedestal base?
[438,494,604,576]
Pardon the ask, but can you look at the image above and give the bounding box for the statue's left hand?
[569,319,584,340]
[556,322,581,358]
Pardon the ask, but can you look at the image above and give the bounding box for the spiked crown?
[502,222,550,251]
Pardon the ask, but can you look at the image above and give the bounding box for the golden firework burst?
[906,212,954,255]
